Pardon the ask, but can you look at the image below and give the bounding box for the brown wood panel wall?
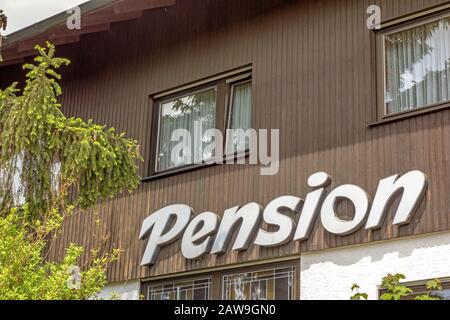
[1,0,449,283]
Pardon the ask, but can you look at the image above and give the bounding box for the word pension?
[140,170,428,266]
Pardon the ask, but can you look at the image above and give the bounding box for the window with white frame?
[382,12,450,115]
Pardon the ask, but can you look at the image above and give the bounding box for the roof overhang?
[0,0,176,67]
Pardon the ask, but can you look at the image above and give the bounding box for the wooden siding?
[1,0,450,283]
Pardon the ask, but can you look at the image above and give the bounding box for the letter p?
[139,204,193,266]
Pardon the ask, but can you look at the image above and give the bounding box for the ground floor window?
[146,278,211,300]
[222,267,295,300]
[379,278,450,300]
[141,260,299,300]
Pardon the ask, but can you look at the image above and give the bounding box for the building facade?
[1,0,450,300]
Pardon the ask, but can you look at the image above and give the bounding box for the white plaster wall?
[98,280,141,300]
[300,232,450,300]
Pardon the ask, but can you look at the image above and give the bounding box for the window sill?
[142,151,250,182]
[368,102,450,127]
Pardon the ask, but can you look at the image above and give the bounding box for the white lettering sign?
[139,170,428,266]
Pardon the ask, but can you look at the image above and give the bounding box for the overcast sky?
[1,0,90,35]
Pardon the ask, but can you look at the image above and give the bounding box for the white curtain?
[0,154,25,206]
[385,16,450,114]
[157,88,216,171]
[227,82,252,153]
[0,153,59,206]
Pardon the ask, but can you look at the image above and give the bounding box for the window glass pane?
[223,267,295,300]
[157,88,216,172]
[0,154,61,207]
[432,289,450,300]
[385,15,450,114]
[147,279,211,300]
[381,286,450,300]
[0,154,25,206]
[193,279,211,300]
[227,82,252,154]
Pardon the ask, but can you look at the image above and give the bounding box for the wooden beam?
[82,10,143,26]
[52,23,111,35]
[18,34,80,52]
[2,44,19,56]
[16,35,51,52]
[113,0,175,14]
[52,35,81,47]
[0,57,25,67]
[80,6,116,26]
[15,23,111,53]
[0,0,176,65]
[3,48,36,62]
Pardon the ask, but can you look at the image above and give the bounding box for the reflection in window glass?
[148,279,211,300]
[227,81,252,154]
[0,154,24,206]
[0,154,61,207]
[385,15,450,114]
[157,88,216,172]
[222,267,295,300]
[432,289,450,300]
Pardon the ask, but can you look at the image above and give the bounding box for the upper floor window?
[151,68,252,175]
[156,87,217,172]
[381,12,450,115]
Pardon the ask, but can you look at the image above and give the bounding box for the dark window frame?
[373,8,450,126]
[146,68,252,180]
[141,274,213,301]
[220,263,297,300]
[141,259,300,301]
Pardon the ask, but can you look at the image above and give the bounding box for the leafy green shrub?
[350,273,443,301]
